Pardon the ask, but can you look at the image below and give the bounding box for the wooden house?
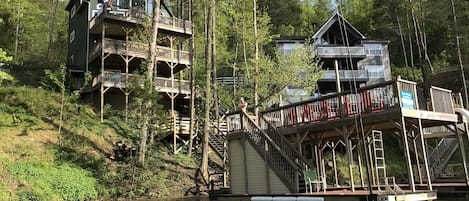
[274,12,391,96]
[224,12,469,200]
[65,0,193,153]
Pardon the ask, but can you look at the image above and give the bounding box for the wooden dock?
[225,78,469,200]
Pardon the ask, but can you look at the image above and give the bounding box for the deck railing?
[260,80,399,128]
[93,71,190,93]
[316,46,366,58]
[430,86,454,114]
[259,78,455,129]
[322,70,369,81]
[89,39,190,63]
[92,8,192,34]
[227,111,304,192]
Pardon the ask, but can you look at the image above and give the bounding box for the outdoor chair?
[304,169,326,193]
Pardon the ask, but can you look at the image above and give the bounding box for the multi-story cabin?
[65,0,193,151]
[275,11,391,96]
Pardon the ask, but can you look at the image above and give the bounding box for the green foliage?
[8,161,98,201]
[391,65,423,83]
[40,64,66,91]
[0,71,16,85]
[127,74,166,136]
[0,48,13,62]
[0,0,68,65]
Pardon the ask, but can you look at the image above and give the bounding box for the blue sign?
[400,91,415,109]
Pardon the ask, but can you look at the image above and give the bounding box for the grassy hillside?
[0,86,200,200]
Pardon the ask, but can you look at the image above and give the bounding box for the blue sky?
[331,0,337,8]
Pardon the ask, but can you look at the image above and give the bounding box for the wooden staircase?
[227,111,314,193]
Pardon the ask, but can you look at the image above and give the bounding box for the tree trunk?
[450,0,468,108]
[46,0,58,62]
[212,0,220,135]
[201,0,214,182]
[14,0,21,61]
[396,11,408,69]
[188,0,195,155]
[253,0,259,116]
[405,6,416,80]
[138,0,161,168]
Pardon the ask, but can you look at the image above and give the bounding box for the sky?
[331,0,337,8]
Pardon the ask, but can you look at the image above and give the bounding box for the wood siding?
[67,1,89,71]
[229,139,246,194]
[229,138,290,195]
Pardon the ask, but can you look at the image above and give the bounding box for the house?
[65,0,193,152]
[274,11,391,97]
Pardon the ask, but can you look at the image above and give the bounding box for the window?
[117,0,130,9]
[364,44,383,56]
[366,65,385,78]
[71,5,76,18]
[69,30,75,44]
[69,55,74,65]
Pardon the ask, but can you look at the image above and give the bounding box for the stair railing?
[259,115,315,178]
[227,110,305,192]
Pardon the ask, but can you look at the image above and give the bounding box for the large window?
[366,65,385,78]
[117,0,130,9]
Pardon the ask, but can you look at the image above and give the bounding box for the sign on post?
[400,91,415,109]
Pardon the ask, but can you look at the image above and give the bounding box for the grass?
[0,86,201,200]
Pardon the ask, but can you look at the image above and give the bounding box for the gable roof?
[312,11,366,41]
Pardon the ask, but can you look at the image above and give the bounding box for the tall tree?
[253,0,259,115]
[137,0,161,167]
[45,0,59,62]
[201,0,214,181]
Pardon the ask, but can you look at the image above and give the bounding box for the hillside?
[0,86,201,200]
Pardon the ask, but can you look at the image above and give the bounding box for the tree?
[201,0,214,182]
[136,0,161,167]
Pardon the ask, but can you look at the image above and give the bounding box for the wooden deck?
[226,78,469,199]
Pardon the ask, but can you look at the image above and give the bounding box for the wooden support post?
[314,144,320,173]
[346,138,355,191]
[100,24,106,122]
[412,130,423,184]
[455,122,469,186]
[332,141,339,187]
[418,119,432,190]
[367,134,375,186]
[357,146,365,187]
[264,138,271,193]
[401,116,416,192]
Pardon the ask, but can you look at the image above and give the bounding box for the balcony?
[89,38,190,65]
[89,8,192,36]
[90,71,190,95]
[316,46,366,58]
[319,70,369,82]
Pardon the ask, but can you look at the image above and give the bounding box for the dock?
[224,78,469,200]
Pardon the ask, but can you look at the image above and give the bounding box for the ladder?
[372,130,387,191]
[372,130,403,194]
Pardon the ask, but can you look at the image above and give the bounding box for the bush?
[8,161,99,201]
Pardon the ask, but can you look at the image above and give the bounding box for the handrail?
[430,86,454,113]
[93,71,190,92]
[227,111,303,192]
[260,80,398,128]
[261,80,395,114]
[259,115,315,171]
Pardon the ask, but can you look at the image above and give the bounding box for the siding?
[245,140,269,194]
[229,139,246,194]
[229,137,290,195]
[67,1,89,71]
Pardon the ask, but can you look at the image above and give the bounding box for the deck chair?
[304,169,326,193]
